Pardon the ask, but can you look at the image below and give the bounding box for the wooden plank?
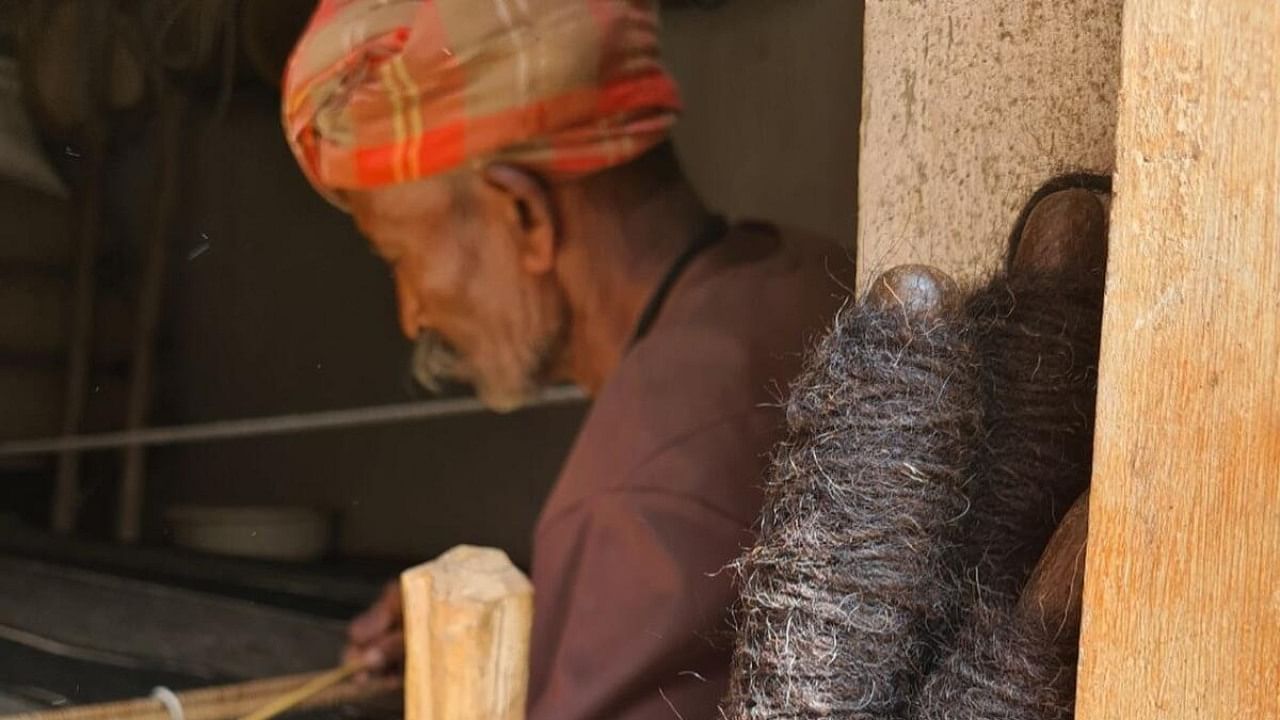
[401,545,533,720]
[1075,1,1280,717]
[857,0,1122,290]
[0,556,345,680]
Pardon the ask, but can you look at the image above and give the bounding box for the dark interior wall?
[666,0,863,246]
[130,0,862,567]
[143,86,582,567]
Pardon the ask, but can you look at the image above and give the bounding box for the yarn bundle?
[723,188,1105,720]
[726,279,984,718]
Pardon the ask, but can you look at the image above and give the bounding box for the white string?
[150,686,185,720]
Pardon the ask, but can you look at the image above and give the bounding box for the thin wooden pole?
[50,150,101,534]
[0,671,397,720]
[0,386,585,459]
[236,663,363,720]
[49,1,113,535]
[117,89,183,543]
[1076,1,1280,717]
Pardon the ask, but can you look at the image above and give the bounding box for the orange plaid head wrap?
[282,0,682,208]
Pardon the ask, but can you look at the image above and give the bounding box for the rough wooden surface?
[857,0,1122,289]
[1076,1,1280,717]
[401,546,533,720]
[0,557,345,680]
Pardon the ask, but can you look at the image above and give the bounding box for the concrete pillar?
[857,1,1123,288]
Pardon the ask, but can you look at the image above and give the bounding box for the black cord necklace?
[630,214,729,345]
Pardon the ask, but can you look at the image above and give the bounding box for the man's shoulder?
[539,403,777,533]
[540,223,853,529]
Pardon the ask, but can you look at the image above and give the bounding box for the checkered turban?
[282,0,681,208]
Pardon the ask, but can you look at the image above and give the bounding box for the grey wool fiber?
[723,292,986,719]
[722,263,1102,720]
[912,604,1075,720]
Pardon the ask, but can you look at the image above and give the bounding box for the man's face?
[349,176,566,412]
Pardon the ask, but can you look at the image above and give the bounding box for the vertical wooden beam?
[117,90,182,543]
[1076,1,1280,717]
[401,545,533,720]
[857,0,1122,290]
[50,0,114,534]
[50,150,101,534]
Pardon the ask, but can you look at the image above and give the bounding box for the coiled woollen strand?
[723,266,984,720]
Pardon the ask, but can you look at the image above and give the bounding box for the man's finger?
[348,605,395,644]
[348,581,403,644]
[367,629,406,668]
[343,628,406,682]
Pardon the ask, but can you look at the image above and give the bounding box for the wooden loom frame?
[859,1,1279,716]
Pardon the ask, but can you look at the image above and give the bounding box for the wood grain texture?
[401,545,533,720]
[1076,1,1280,717]
[0,556,345,679]
[857,0,1122,290]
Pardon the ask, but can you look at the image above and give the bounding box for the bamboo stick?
[236,662,362,720]
[0,671,398,720]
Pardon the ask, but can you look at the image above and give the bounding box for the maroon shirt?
[527,223,852,720]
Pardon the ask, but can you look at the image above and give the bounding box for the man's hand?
[344,580,406,679]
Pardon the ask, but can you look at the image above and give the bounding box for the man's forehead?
[350,177,457,223]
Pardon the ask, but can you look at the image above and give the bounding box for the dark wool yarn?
[722,294,986,719]
[960,270,1103,602]
[912,602,1075,720]
[723,265,1103,720]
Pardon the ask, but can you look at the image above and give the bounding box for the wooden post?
[50,150,102,534]
[48,0,115,534]
[1075,1,1280,717]
[401,545,533,720]
[116,90,182,543]
[857,0,1122,290]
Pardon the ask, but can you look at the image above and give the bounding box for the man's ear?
[483,164,558,274]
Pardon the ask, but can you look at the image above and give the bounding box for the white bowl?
[164,505,331,562]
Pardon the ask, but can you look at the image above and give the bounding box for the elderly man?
[281,1,852,718]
